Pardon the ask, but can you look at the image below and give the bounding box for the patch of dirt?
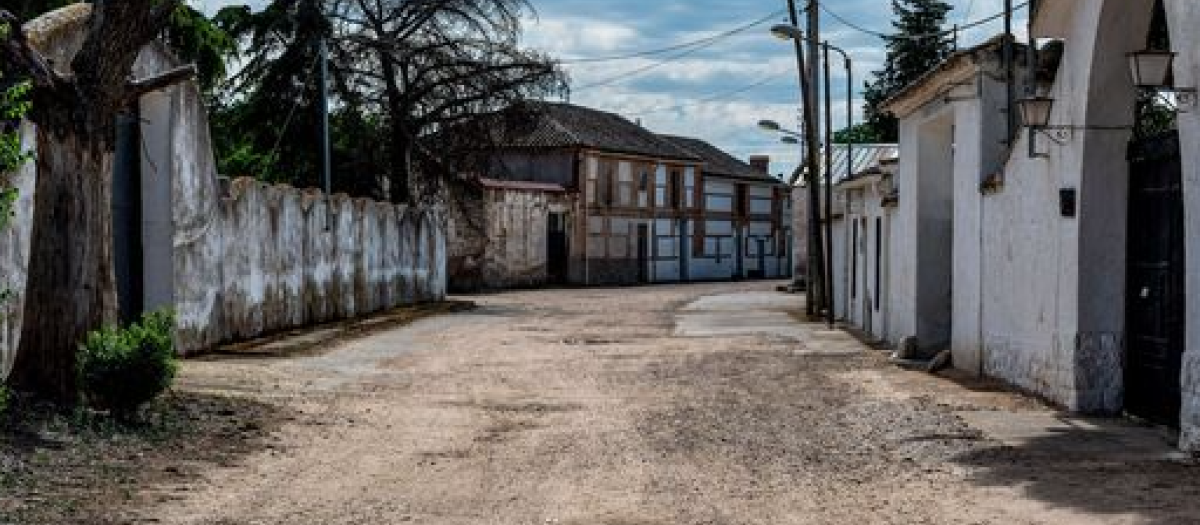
[0,391,292,525]
[208,300,475,360]
[11,281,1200,525]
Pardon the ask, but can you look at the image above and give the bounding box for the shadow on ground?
[952,418,1200,524]
[0,390,293,525]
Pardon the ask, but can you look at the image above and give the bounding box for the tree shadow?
[0,390,295,524]
[951,417,1200,524]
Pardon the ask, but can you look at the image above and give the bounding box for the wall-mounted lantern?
[1018,95,1059,158]
[1128,49,1198,111]
[1128,49,1176,89]
[1017,95,1055,129]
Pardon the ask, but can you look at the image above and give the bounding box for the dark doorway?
[636,224,650,284]
[755,238,767,279]
[1126,131,1185,426]
[113,112,144,324]
[547,213,569,285]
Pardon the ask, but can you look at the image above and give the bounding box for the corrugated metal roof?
[804,143,898,184]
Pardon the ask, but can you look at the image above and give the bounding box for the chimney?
[749,155,770,174]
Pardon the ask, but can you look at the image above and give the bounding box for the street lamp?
[1128,49,1176,89]
[758,119,782,132]
[771,23,855,328]
[770,23,804,42]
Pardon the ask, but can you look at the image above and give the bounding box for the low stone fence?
[174,178,446,354]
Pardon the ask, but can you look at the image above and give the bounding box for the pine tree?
[861,0,955,142]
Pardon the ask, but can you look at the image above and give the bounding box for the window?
[684,168,697,209]
[617,162,634,207]
[654,166,669,208]
[586,157,598,205]
[670,169,683,209]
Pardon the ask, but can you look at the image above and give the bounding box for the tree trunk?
[380,56,412,204]
[10,129,118,403]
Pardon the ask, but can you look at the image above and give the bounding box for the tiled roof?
[658,135,780,183]
[498,101,701,162]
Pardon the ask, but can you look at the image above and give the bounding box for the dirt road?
[120,282,1200,524]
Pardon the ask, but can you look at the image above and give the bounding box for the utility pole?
[822,43,835,329]
[806,0,829,321]
[318,37,332,198]
[318,36,333,229]
[786,0,824,318]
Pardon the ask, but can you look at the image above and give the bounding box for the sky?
[191,0,1029,177]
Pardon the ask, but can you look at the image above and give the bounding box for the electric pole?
[786,0,824,318]
[806,0,828,321]
[318,37,332,199]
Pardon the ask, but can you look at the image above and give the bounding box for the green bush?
[77,311,178,419]
[0,383,9,418]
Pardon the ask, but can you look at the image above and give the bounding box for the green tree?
[832,122,886,145]
[213,0,564,202]
[861,0,955,142]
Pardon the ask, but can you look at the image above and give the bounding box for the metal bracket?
[1177,88,1198,113]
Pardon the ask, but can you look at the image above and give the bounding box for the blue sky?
[193,0,1028,176]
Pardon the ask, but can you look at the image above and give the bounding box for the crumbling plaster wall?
[0,123,37,379]
[481,188,571,289]
[0,4,446,370]
[172,178,445,353]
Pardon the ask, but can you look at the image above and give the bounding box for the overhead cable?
[628,73,789,117]
[559,9,788,64]
[818,1,1029,41]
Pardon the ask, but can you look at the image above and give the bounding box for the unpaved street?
[123,282,1199,524]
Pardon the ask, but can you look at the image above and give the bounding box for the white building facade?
[861,0,1200,452]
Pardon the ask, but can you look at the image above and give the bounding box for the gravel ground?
[7,281,1200,524]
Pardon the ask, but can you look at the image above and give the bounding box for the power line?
[570,10,791,91]
[818,1,1029,41]
[961,0,978,25]
[628,73,789,117]
[559,9,787,64]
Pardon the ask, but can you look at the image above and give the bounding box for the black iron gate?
[1126,131,1185,426]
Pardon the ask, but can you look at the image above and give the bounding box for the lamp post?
[771,23,854,328]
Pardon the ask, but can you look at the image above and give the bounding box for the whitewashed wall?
[886,2,1151,414]
[0,5,446,371]
[1165,0,1200,451]
[169,178,446,354]
[0,123,37,379]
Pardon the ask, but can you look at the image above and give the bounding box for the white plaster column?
[1164,0,1200,451]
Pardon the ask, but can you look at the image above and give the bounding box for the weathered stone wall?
[482,188,571,289]
[171,178,445,353]
[0,123,37,379]
[0,4,446,369]
[447,184,573,291]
